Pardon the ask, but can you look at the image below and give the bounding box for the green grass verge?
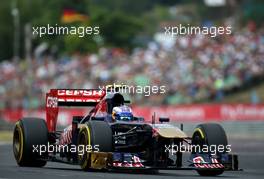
[221,82,264,103]
[0,131,13,142]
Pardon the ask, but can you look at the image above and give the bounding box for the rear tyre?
[13,118,48,167]
[78,121,112,170]
[192,123,228,176]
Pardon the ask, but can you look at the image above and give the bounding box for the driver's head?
[112,93,124,107]
[112,106,133,122]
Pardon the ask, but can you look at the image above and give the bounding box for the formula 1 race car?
[13,87,239,176]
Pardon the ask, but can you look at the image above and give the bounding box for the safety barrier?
[1,104,264,126]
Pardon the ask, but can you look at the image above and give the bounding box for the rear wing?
[46,89,105,132]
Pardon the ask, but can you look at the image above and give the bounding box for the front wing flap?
[88,152,240,171]
[189,153,239,171]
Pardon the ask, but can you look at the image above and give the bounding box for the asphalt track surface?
[0,138,263,179]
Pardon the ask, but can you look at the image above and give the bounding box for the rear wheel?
[192,123,228,176]
[13,118,48,167]
[78,121,112,170]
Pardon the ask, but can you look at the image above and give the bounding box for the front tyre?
[197,169,224,176]
[78,121,112,170]
[192,123,228,176]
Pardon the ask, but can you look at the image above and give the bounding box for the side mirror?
[124,100,131,104]
[91,116,105,121]
[159,117,170,123]
[133,116,144,121]
[72,116,84,123]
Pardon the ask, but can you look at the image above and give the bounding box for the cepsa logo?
[57,90,104,96]
[47,96,58,108]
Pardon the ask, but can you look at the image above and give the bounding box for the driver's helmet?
[112,105,133,121]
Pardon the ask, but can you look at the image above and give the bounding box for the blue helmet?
[113,111,133,121]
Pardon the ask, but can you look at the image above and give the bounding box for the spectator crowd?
[0,27,264,109]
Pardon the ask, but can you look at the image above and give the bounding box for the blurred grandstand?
[0,0,264,109]
[0,26,263,109]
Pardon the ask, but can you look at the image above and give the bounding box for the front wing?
[88,152,240,171]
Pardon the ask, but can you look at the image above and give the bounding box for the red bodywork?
[46,89,106,132]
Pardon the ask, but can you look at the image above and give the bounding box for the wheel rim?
[78,127,91,169]
[192,129,206,154]
[13,123,23,162]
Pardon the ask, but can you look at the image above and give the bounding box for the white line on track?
[0,142,11,146]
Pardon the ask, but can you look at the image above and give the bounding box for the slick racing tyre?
[13,118,48,167]
[78,121,113,170]
[192,123,228,176]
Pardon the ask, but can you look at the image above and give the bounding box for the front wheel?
[197,169,224,176]
[78,121,113,170]
[192,123,228,176]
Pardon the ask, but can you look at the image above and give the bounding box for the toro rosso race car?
[13,87,239,176]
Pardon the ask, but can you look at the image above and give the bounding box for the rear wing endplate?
[46,89,105,132]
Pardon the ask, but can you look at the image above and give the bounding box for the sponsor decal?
[57,89,104,96]
[46,96,58,108]
[58,98,100,102]
[112,155,144,168]
[193,156,224,168]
